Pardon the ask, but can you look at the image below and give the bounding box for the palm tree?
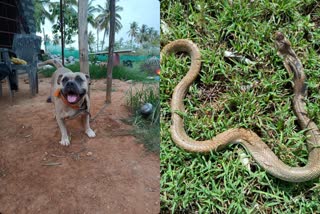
[127,21,139,47]
[88,31,95,52]
[100,41,104,50]
[147,27,155,36]
[86,0,102,52]
[106,0,116,103]
[95,0,123,50]
[114,37,124,49]
[87,0,100,27]
[147,27,159,42]
[150,30,160,46]
[95,19,101,52]
[136,24,149,46]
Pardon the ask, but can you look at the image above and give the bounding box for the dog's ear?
[85,74,91,85]
[57,74,63,85]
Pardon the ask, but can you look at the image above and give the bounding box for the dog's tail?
[38,59,63,69]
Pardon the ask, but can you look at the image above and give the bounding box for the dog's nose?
[66,81,75,87]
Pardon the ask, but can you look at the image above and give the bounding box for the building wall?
[16,0,36,34]
[0,0,36,48]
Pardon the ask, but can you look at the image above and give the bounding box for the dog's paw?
[59,138,70,146]
[86,128,96,138]
[46,96,52,103]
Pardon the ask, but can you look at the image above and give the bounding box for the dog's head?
[57,72,90,104]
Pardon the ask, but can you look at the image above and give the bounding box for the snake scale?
[161,32,320,182]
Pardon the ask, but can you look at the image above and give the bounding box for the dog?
[38,59,96,146]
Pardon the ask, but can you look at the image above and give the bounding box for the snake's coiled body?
[161,33,320,182]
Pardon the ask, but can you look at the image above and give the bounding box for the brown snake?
[161,32,320,182]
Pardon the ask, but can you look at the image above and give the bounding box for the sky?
[37,0,160,49]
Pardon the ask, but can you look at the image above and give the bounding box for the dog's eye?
[75,75,84,83]
[62,77,69,84]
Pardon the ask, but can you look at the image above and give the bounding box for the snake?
[161,32,320,182]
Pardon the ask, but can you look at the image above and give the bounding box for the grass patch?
[161,0,320,213]
[39,62,150,81]
[112,65,148,81]
[125,83,160,153]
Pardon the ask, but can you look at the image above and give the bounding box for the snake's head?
[274,32,293,57]
[275,32,285,42]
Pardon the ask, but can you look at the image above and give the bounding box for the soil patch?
[0,75,160,213]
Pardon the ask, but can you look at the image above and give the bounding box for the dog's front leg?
[82,114,96,138]
[56,117,70,146]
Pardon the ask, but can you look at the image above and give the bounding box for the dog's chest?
[54,98,79,118]
[60,107,79,119]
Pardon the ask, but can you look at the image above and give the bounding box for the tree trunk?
[78,0,89,75]
[60,0,64,65]
[43,27,46,52]
[106,0,115,103]
[96,27,99,51]
[102,29,107,51]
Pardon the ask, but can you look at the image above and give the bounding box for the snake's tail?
[240,135,320,182]
[171,118,320,182]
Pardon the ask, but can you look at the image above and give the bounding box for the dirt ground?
[0,75,160,214]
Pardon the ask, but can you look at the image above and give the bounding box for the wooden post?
[78,0,89,76]
[60,0,64,65]
[106,0,115,103]
[42,27,46,52]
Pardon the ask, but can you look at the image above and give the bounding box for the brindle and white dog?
[38,59,96,146]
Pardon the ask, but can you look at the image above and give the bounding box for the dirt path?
[0,75,160,214]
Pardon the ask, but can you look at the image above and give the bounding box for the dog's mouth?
[66,93,80,103]
[62,91,86,104]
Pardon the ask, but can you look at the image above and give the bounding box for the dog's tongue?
[67,94,78,103]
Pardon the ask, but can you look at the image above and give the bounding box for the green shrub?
[125,83,160,153]
[39,62,149,81]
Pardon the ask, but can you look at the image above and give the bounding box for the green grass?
[125,83,160,153]
[161,0,320,213]
[39,62,149,81]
